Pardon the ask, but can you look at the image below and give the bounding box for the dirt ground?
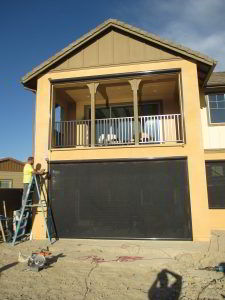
[0,232,225,300]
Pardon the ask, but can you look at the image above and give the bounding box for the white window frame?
[0,179,13,188]
[207,93,225,125]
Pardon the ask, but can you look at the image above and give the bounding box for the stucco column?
[181,63,210,241]
[33,75,51,240]
[129,79,141,145]
[87,83,99,147]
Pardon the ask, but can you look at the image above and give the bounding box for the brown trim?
[205,86,225,95]
[203,63,216,87]
[206,85,225,88]
[48,156,187,164]
[50,144,185,151]
[205,159,225,162]
[50,69,180,86]
[49,58,183,74]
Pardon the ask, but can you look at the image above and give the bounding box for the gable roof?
[21,19,217,89]
[207,71,225,87]
[0,157,24,172]
[0,157,24,165]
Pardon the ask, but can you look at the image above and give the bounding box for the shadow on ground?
[0,262,18,274]
[46,253,65,268]
[148,269,182,300]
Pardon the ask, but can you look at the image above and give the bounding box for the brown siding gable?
[0,157,24,172]
[21,19,216,89]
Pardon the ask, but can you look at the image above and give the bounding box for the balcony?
[53,114,183,148]
[51,71,185,149]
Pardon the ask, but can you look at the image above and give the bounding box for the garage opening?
[50,158,192,240]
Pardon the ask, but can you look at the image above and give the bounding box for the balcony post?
[178,73,185,143]
[129,79,141,145]
[87,83,99,147]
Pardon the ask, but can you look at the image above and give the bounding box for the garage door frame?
[49,156,193,241]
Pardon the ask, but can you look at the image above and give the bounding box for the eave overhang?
[21,19,217,90]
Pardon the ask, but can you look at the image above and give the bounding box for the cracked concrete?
[0,234,225,299]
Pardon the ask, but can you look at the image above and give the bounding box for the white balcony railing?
[96,117,134,145]
[53,114,184,148]
[54,120,91,147]
[139,114,183,144]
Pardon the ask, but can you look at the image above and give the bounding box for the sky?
[0,0,224,162]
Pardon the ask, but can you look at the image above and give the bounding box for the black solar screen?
[206,161,225,209]
[50,158,192,240]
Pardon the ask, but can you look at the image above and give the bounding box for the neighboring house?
[21,19,225,241]
[0,158,24,188]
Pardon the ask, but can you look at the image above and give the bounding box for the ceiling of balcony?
[54,73,179,104]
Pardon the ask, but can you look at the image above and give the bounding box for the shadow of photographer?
[148,268,182,300]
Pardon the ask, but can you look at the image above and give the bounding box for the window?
[211,165,224,177]
[208,94,225,124]
[0,179,13,188]
[91,102,160,119]
[205,161,225,208]
[91,103,161,144]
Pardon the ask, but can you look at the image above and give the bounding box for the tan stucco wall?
[54,89,77,121]
[34,59,212,241]
[204,150,225,161]
[208,211,225,231]
[0,171,23,188]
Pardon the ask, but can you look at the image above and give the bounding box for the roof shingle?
[207,72,225,87]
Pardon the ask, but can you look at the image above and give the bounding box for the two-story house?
[21,19,225,241]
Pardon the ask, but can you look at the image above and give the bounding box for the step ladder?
[12,174,57,246]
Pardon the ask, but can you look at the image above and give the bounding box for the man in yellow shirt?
[22,156,35,207]
[22,156,45,207]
